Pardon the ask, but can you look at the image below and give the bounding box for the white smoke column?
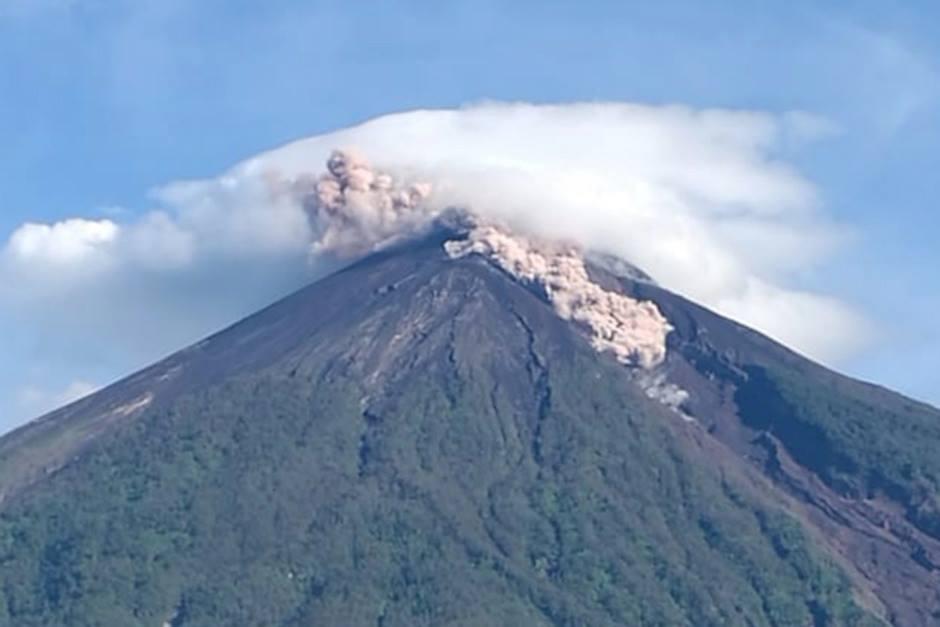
[287,149,434,258]
[444,224,671,369]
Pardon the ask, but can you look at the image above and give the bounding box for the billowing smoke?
[444,223,671,369]
[281,149,434,258]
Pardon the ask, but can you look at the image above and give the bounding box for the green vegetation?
[0,349,881,626]
[0,246,907,626]
[737,364,940,538]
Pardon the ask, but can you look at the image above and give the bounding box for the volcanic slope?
[1,230,937,626]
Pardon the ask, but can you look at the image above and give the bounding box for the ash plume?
[285,149,435,259]
[444,224,671,369]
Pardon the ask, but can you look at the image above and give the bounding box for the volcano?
[1,227,939,626]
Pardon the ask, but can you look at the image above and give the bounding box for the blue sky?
[1,0,938,431]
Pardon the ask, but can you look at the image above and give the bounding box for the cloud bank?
[248,101,871,362]
[0,101,871,429]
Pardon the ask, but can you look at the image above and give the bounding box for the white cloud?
[250,102,871,362]
[1,219,122,303]
[0,102,871,423]
[6,218,119,265]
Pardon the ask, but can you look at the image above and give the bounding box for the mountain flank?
[1,231,938,626]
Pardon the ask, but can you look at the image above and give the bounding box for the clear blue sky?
[1,0,938,430]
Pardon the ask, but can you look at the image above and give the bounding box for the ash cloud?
[281,149,434,259]
[445,223,671,369]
